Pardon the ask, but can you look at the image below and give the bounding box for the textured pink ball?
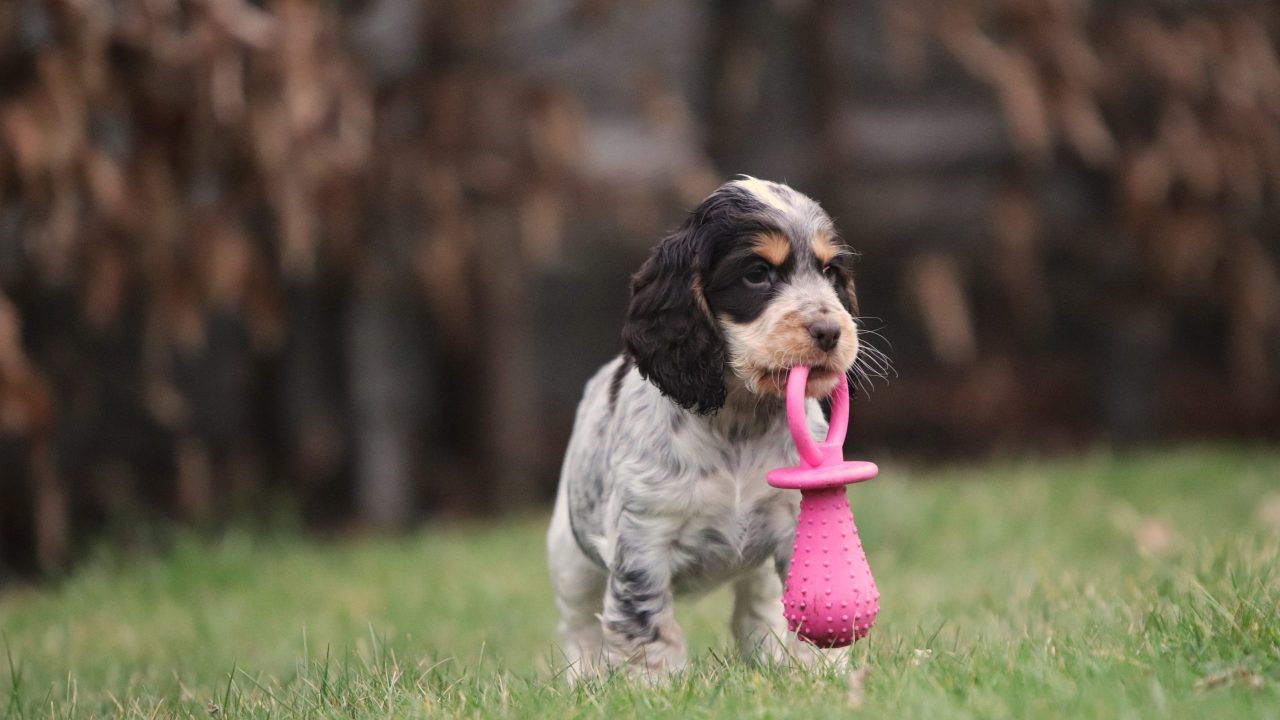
[766,366,879,648]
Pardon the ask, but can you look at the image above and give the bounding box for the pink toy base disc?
[767,460,878,490]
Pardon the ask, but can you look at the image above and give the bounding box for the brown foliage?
[0,0,1277,574]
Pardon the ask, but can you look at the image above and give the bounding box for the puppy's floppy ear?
[832,245,861,318]
[623,220,726,414]
[832,245,862,397]
[839,272,860,318]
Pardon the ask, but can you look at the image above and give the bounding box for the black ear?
[623,221,726,414]
[840,272,860,318]
[833,245,861,318]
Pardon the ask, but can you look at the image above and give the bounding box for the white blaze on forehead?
[731,177,832,249]
[733,176,793,213]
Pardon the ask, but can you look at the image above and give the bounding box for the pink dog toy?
[766,366,879,648]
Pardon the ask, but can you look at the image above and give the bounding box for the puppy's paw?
[784,635,825,668]
[603,623,688,683]
[558,652,604,686]
[746,631,853,672]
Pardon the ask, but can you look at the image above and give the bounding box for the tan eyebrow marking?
[753,232,792,266]
[812,232,840,264]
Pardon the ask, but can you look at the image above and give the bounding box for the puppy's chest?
[666,445,799,591]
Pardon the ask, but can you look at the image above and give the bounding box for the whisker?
[860,354,894,380]
[856,350,894,378]
[845,319,896,394]
[854,326,894,349]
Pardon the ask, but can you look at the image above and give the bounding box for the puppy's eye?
[744,263,772,287]
[822,265,839,282]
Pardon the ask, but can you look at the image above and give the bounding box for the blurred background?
[0,0,1277,577]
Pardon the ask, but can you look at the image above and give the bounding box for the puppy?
[547,177,869,682]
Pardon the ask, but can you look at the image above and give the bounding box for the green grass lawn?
[2,446,1279,718]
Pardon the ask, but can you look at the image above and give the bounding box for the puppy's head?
[624,177,860,413]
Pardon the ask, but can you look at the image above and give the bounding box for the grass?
[2,446,1279,718]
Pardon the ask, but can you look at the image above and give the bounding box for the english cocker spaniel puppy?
[548,177,880,681]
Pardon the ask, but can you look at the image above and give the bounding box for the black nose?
[808,319,841,352]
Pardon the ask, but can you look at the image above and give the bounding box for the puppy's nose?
[808,319,841,352]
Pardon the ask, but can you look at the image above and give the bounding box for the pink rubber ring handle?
[785,366,848,467]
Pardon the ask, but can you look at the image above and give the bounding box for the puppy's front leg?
[756,548,823,668]
[732,561,790,663]
[601,538,686,680]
